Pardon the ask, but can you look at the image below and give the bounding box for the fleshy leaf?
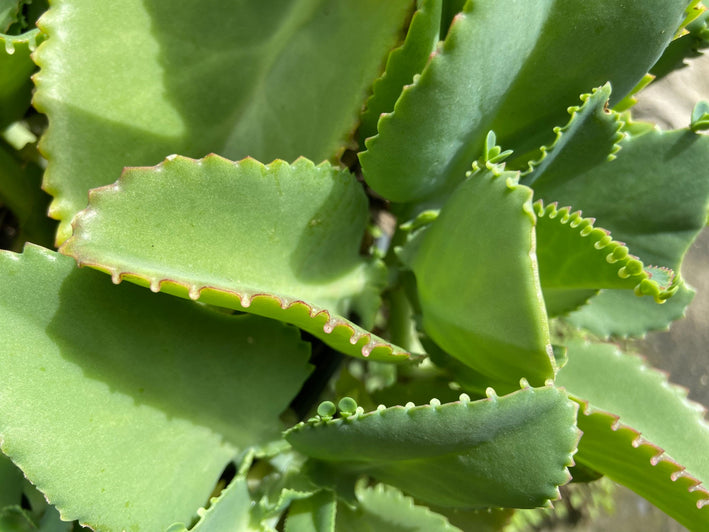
[534,201,677,316]
[359,0,442,141]
[168,453,258,532]
[285,490,337,532]
[33,0,413,243]
[0,142,54,249]
[691,100,709,132]
[0,28,42,128]
[360,0,689,203]
[0,453,23,508]
[565,283,696,338]
[336,482,461,532]
[286,387,579,509]
[400,161,554,389]
[534,127,709,336]
[519,84,625,185]
[557,340,709,529]
[61,155,408,362]
[0,245,313,531]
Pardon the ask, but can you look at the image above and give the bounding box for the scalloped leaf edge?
[534,200,679,303]
[61,154,411,363]
[574,401,709,509]
[522,84,627,177]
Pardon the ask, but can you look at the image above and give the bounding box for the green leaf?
[557,340,709,530]
[0,142,54,249]
[533,127,709,336]
[359,0,442,141]
[286,387,579,509]
[534,201,677,317]
[400,161,554,389]
[360,0,689,203]
[285,490,337,532]
[0,245,312,531]
[0,453,23,508]
[0,507,36,532]
[168,453,258,532]
[691,100,709,132]
[565,282,696,338]
[336,482,461,532]
[518,84,625,185]
[0,28,43,128]
[33,0,414,244]
[61,155,408,362]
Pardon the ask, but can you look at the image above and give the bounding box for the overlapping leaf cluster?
[1,0,709,530]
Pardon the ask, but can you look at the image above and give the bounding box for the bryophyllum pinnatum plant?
[1,0,709,530]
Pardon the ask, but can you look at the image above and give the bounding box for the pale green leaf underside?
[402,163,554,388]
[534,201,677,317]
[61,156,408,362]
[557,340,709,529]
[360,0,688,203]
[335,482,462,532]
[286,387,578,509]
[565,282,696,338]
[359,0,442,141]
[0,245,312,531]
[33,0,413,243]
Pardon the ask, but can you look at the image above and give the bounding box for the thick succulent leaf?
[400,162,554,389]
[534,201,677,317]
[61,155,408,362]
[0,28,42,128]
[359,0,442,141]
[565,282,696,338]
[335,482,461,532]
[0,245,312,531]
[285,490,337,532]
[286,387,579,509]
[360,0,689,203]
[518,85,625,184]
[0,453,23,508]
[33,0,413,244]
[168,454,258,532]
[557,340,709,529]
[0,142,54,248]
[533,127,709,336]
[533,127,709,275]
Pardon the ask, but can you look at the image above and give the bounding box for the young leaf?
[400,161,555,389]
[33,0,414,243]
[286,387,579,509]
[61,155,409,362]
[0,245,312,531]
[557,340,709,529]
[360,0,689,203]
